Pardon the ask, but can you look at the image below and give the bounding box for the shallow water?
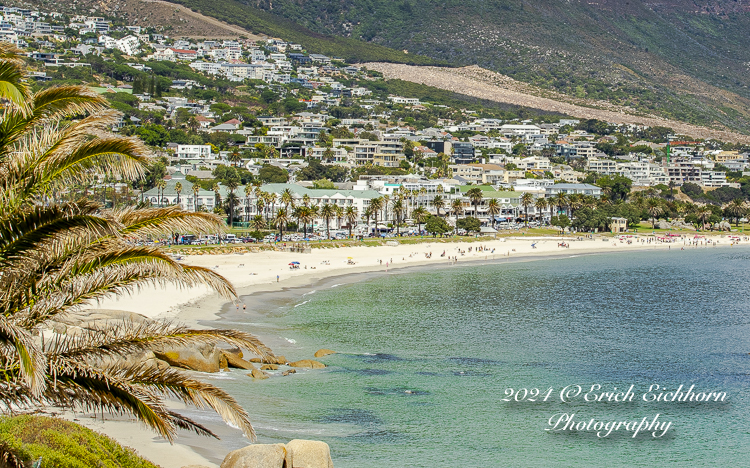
[208,246,750,467]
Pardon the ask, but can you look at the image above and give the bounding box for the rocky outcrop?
[314,349,336,358]
[249,369,269,380]
[222,350,257,370]
[288,360,325,369]
[260,364,278,370]
[250,355,286,365]
[285,440,334,468]
[655,219,696,231]
[712,220,732,231]
[282,369,296,376]
[220,441,333,468]
[154,342,223,373]
[220,444,287,468]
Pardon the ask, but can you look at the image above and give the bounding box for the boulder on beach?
[249,369,270,380]
[260,364,279,370]
[249,355,285,365]
[154,342,222,373]
[285,440,334,468]
[222,350,256,370]
[314,349,336,358]
[289,359,326,369]
[220,444,287,468]
[282,369,296,376]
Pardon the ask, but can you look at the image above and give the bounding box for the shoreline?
[81,234,744,467]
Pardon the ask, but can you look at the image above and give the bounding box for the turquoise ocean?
[194,246,750,467]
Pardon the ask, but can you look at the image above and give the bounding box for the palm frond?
[113,206,227,238]
[30,85,108,122]
[0,315,45,396]
[0,61,30,114]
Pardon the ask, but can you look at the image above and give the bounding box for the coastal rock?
[314,349,336,358]
[260,364,279,370]
[220,444,287,468]
[220,354,229,370]
[285,440,334,468]
[249,355,284,365]
[250,369,269,379]
[222,351,256,370]
[154,342,222,373]
[289,360,325,369]
[270,355,287,365]
[282,369,296,376]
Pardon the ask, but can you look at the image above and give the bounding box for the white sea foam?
[284,337,297,344]
[294,300,309,308]
[330,284,343,288]
[303,290,317,296]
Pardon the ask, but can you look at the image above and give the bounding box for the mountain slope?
[229,0,750,134]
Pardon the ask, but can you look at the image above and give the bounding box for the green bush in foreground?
[0,415,157,468]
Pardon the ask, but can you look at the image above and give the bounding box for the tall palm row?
[0,46,271,446]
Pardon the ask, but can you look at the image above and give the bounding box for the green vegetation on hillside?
[226,0,750,134]
[165,0,444,65]
[0,415,158,468]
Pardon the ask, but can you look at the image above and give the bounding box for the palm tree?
[345,206,358,238]
[647,198,663,228]
[363,206,373,234]
[466,187,484,218]
[382,194,390,222]
[554,192,569,218]
[193,183,201,212]
[392,199,406,236]
[520,192,534,226]
[226,180,239,226]
[156,179,167,207]
[280,188,294,210]
[369,197,383,232]
[273,207,290,237]
[568,193,584,214]
[265,192,278,221]
[696,206,712,230]
[334,205,344,230]
[486,198,501,228]
[0,46,272,444]
[227,149,242,167]
[432,195,445,217]
[726,198,746,226]
[412,206,428,234]
[320,203,335,239]
[244,184,254,220]
[250,214,266,231]
[535,197,548,223]
[174,182,182,205]
[212,183,222,211]
[255,196,266,222]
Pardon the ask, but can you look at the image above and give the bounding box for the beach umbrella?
[347,257,353,259]
[292,261,300,264]
[288,262,295,265]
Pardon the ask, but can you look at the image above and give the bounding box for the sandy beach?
[71,233,744,467]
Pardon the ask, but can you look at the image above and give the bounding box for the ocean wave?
[330,284,343,288]
[303,290,316,296]
[294,300,309,308]
[284,337,297,344]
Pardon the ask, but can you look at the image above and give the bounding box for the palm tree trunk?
[326,219,330,239]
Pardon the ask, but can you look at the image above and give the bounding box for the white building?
[177,145,213,160]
